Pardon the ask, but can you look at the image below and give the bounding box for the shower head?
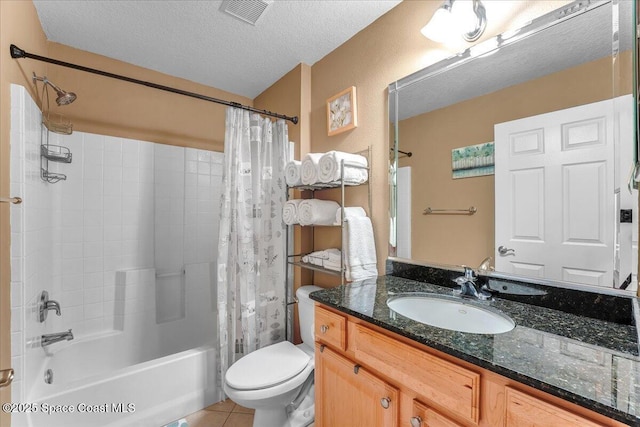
[33,73,77,106]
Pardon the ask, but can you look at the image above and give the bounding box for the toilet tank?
[296,285,323,346]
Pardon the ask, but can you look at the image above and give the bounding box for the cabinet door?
[505,387,604,427]
[316,343,399,427]
[410,400,463,427]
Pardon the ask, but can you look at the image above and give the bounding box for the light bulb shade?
[421,0,487,43]
[421,7,459,43]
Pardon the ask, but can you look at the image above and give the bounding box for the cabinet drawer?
[353,324,480,424]
[505,387,604,427]
[411,400,463,427]
[315,305,347,351]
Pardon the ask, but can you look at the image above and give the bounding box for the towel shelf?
[284,147,372,343]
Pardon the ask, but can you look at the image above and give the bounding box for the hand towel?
[318,151,368,184]
[283,199,303,225]
[300,153,323,185]
[334,206,367,225]
[298,199,340,226]
[344,216,378,281]
[323,248,343,271]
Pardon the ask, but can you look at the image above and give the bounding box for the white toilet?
[224,285,322,427]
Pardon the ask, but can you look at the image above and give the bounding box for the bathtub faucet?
[41,329,74,347]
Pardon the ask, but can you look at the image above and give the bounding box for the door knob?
[380,397,391,409]
[410,416,423,427]
[498,245,515,256]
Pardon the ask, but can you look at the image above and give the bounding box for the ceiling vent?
[220,0,273,26]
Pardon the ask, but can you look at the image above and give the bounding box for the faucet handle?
[462,266,476,281]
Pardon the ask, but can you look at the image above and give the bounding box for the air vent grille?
[221,0,273,26]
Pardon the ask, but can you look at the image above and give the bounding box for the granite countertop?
[309,275,640,426]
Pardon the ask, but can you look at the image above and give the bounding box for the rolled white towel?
[334,206,367,225]
[318,151,368,184]
[283,199,303,225]
[300,153,323,185]
[285,160,302,187]
[298,199,340,226]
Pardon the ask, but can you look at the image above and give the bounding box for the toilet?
[224,285,322,427]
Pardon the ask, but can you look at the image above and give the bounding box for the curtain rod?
[10,44,298,125]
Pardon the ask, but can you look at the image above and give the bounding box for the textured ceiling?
[33,0,402,99]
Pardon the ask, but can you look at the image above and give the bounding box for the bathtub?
[19,342,219,427]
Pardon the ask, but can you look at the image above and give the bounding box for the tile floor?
[181,399,254,427]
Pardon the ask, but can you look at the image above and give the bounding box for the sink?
[386,294,515,334]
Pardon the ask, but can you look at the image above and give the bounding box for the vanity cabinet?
[315,343,399,426]
[313,303,626,427]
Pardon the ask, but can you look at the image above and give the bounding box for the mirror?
[389,0,638,291]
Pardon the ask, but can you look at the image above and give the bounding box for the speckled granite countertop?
[309,275,640,425]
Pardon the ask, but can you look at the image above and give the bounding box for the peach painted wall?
[0,2,50,422]
[307,1,570,287]
[46,42,252,152]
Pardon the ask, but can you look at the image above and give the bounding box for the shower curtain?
[216,107,289,395]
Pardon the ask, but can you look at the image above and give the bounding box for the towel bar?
[0,196,22,204]
[423,206,477,215]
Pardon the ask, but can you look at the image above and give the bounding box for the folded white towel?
[318,151,368,184]
[285,160,302,187]
[334,206,367,225]
[298,199,340,226]
[323,259,342,272]
[325,248,342,264]
[300,153,323,185]
[302,251,326,266]
[344,216,378,281]
[283,199,303,225]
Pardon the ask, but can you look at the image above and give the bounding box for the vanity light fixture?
[421,0,487,43]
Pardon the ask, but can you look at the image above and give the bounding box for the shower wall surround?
[9,84,222,402]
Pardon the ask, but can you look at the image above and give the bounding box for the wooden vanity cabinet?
[315,343,399,426]
[313,303,628,427]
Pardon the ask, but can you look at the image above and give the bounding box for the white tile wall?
[10,84,223,404]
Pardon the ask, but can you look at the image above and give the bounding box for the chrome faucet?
[453,266,492,300]
[39,291,62,323]
[41,329,74,347]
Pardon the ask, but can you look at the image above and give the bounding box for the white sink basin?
[386,294,515,334]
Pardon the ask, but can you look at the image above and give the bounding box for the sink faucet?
[453,266,492,300]
[41,329,74,347]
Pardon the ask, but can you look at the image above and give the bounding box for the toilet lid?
[226,341,311,390]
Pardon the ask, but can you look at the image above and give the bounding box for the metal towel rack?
[0,196,22,204]
[423,206,477,215]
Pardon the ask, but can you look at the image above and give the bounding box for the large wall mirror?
[389,0,638,292]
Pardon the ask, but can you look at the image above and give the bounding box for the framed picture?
[452,142,495,179]
[326,86,357,136]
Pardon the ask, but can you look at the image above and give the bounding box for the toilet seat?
[226,341,311,390]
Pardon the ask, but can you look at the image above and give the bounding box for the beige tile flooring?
[181,399,254,427]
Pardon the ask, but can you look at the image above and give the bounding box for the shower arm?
[10,44,299,125]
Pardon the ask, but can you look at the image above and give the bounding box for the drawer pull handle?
[380,397,391,409]
[320,325,329,334]
[319,344,326,353]
[353,364,361,374]
[410,416,422,427]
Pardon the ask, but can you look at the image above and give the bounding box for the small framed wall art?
[326,86,357,136]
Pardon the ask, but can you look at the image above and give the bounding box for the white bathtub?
[19,344,219,427]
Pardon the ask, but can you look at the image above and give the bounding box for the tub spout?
[42,329,73,347]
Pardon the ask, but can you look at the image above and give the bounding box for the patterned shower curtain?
[216,107,288,397]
